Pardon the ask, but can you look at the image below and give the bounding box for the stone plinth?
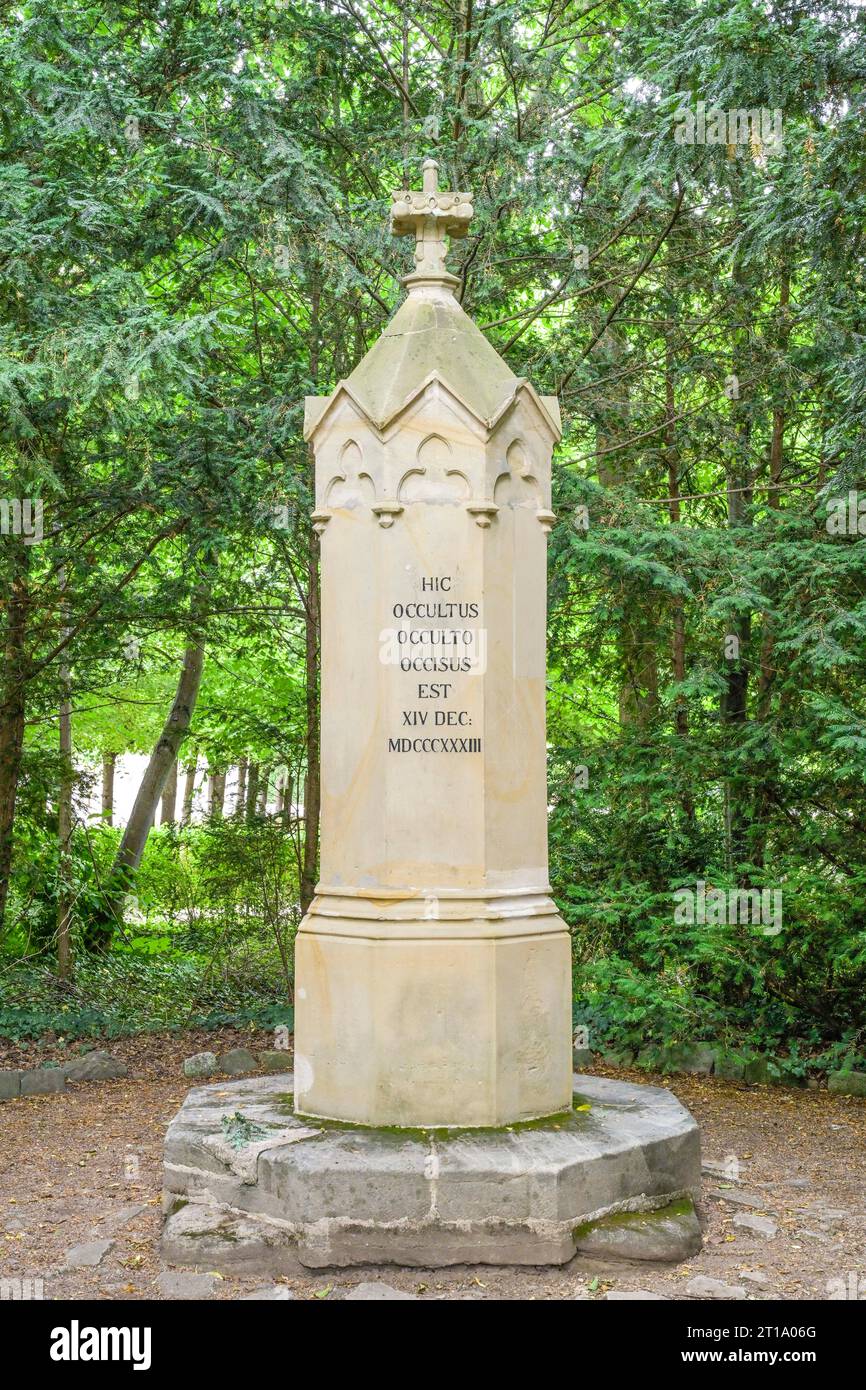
[161,1073,702,1270]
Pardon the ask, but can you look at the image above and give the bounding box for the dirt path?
[2,1038,864,1300]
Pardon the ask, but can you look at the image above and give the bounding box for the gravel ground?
[1,1033,864,1301]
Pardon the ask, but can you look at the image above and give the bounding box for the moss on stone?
[573,1196,695,1242]
[272,1092,591,1143]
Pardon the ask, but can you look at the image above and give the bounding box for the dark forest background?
[1,0,865,1074]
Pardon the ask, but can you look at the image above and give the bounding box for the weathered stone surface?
[771,1065,806,1089]
[605,1290,669,1300]
[257,1051,291,1073]
[242,1285,296,1300]
[662,1043,715,1076]
[574,1198,702,1263]
[157,1271,220,1299]
[62,1050,127,1082]
[344,1282,417,1301]
[162,1072,701,1270]
[804,1202,849,1222]
[733,1212,778,1239]
[21,1067,66,1095]
[202,1120,321,1185]
[828,1069,866,1097]
[713,1051,746,1082]
[572,1047,593,1070]
[100,1202,149,1230]
[636,1046,665,1071]
[65,1239,114,1268]
[740,1269,769,1285]
[707,1188,769,1209]
[685,1276,746,1300]
[0,1070,21,1100]
[217,1048,258,1076]
[306,1226,574,1268]
[601,1049,635,1068]
[161,1199,301,1277]
[183,1051,218,1078]
[743,1056,772,1085]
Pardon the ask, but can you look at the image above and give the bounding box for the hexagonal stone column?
[294,160,571,1128]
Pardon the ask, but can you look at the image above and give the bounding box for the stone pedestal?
[162,1073,702,1271]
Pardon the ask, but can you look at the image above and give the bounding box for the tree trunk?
[256,764,271,814]
[300,276,322,917]
[666,331,693,823]
[160,759,178,826]
[595,328,658,729]
[246,761,259,822]
[752,269,791,868]
[97,639,205,944]
[0,548,30,937]
[208,768,225,819]
[722,247,754,873]
[235,757,248,817]
[300,523,321,916]
[180,761,196,825]
[758,269,790,720]
[57,655,74,979]
[101,752,117,825]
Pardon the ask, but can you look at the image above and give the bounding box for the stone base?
[162,1073,701,1270]
[294,901,573,1128]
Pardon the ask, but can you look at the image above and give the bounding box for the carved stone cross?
[390,158,473,285]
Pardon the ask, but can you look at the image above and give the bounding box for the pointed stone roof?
[343,286,519,428]
[305,158,559,441]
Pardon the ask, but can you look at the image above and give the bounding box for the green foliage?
[0,953,292,1041]
[221,1112,269,1150]
[2,0,865,1063]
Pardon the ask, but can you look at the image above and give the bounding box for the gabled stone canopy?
[342,286,520,430]
[303,157,560,443]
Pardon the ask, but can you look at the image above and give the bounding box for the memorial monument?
[295,156,571,1129]
[162,160,702,1270]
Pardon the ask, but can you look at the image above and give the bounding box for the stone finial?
[390,158,473,288]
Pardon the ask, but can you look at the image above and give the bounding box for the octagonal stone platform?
[162,1072,701,1270]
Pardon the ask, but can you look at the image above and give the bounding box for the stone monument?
[295,156,571,1129]
[162,160,702,1271]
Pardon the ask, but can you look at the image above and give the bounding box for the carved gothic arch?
[324,439,377,509]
